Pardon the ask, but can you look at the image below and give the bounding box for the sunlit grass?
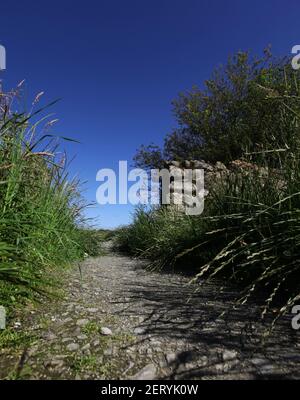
[0,85,102,309]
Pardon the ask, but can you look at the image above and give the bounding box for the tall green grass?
[0,85,99,308]
[115,81,300,325]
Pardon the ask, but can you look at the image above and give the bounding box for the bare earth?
[1,242,300,380]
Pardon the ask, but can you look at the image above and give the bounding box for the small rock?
[260,364,276,375]
[46,359,65,368]
[165,352,177,364]
[149,340,161,346]
[134,327,145,335]
[62,337,74,343]
[82,343,91,351]
[215,362,225,373]
[250,357,267,366]
[66,343,79,352]
[73,327,81,335]
[198,356,208,366]
[100,327,112,336]
[87,308,98,313]
[77,334,88,340]
[123,361,135,376]
[131,363,157,380]
[169,160,181,168]
[45,333,57,341]
[193,160,214,171]
[53,355,68,359]
[76,319,89,327]
[223,350,238,361]
[215,161,227,171]
[63,317,73,323]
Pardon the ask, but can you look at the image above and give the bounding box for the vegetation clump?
[116,48,300,325]
[0,84,101,310]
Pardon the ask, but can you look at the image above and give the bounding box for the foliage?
[134,48,300,168]
[0,84,101,308]
[117,57,300,326]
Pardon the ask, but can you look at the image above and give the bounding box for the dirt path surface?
[1,242,300,380]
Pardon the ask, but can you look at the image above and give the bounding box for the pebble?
[46,359,65,368]
[62,337,74,343]
[76,319,89,327]
[45,333,57,341]
[66,343,79,351]
[77,334,88,340]
[223,350,238,361]
[131,363,157,380]
[87,308,98,313]
[73,327,81,335]
[260,364,276,374]
[250,357,267,366]
[134,327,145,335]
[100,327,112,336]
[165,352,177,364]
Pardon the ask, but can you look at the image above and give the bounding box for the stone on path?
[165,352,177,364]
[131,363,157,380]
[77,334,88,340]
[134,327,145,335]
[76,319,89,327]
[222,349,238,361]
[66,343,79,352]
[100,327,112,336]
[87,308,98,313]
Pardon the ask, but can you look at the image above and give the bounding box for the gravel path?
[1,242,300,380]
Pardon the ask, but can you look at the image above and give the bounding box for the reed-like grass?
[0,84,100,308]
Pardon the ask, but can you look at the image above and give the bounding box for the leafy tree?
[133,143,164,170]
[134,48,300,168]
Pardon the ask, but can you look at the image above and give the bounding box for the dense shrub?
[134,48,300,169]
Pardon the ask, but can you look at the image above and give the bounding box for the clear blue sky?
[0,0,299,228]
